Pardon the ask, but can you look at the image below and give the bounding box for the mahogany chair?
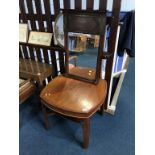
[19,79,35,104]
[19,78,36,127]
[40,3,121,148]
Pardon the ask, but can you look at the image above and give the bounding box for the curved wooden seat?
[40,76,107,118]
[40,75,107,148]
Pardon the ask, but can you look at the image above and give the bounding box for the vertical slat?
[19,0,27,23]
[26,0,39,60]
[44,0,53,32]
[43,50,49,63]
[26,0,37,30]
[99,0,107,10]
[75,0,82,10]
[58,51,65,74]
[42,0,52,64]
[29,47,35,60]
[98,0,107,79]
[63,0,70,9]
[36,48,42,62]
[42,49,49,64]
[19,0,29,59]
[86,0,94,10]
[104,0,122,109]
[53,0,60,16]
[50,51,58,77]
[22,45,29,59]
[35,0,49,63]
[34,0,45,31]
[53,0,65,74]
[19,45,23,58]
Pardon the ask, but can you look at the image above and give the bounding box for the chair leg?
[98,104,104,115]
[82,118,90,149]
[19,119,22,128]
[41,104,49,129]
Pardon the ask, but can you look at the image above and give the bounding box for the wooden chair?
[40,1,121,148]
[19,78,36,104]
[19,78,36,127]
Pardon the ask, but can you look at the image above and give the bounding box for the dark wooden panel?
[43,50,49,63]
[58,51,65,74]
[19,0,27,23]
[63,0,70,9]
[99,0,107,10]
[53,0,60,16]
[43,48,49,63]
[64,10,106,35]
[19,14,55,21]
[75,0,82,10]
[35,47,42,62]
[28,47,35,60]
[22,45,29,59]
[86,0,94,10]
[19,45,23,58]
[26,0,37,30]
[50,51,58,77]
[44,0,53,32]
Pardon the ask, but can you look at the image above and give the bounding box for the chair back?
[63,9,107,84]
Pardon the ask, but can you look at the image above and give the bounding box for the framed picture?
[19,23,28,43]
[28,31,52,46]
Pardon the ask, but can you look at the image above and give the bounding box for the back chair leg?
[99,104,104,115]
[42,104,49,129]
[83,118,90,149]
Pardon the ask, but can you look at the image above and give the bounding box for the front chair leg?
[83,118,90,149]
[41,104,49,129]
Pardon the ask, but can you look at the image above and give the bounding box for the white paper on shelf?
[28,31,52,46]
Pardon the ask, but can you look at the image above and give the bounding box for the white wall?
[65,0,135,11]
[120,0,135,11]
[94,0,135,11]
[56,0,135,11]
[107,0,135,11]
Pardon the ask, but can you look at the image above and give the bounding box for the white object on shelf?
[19,23,28,43]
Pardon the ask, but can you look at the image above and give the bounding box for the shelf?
[19,42,64,51]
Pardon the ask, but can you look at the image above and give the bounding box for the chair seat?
[40,76,107,118]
